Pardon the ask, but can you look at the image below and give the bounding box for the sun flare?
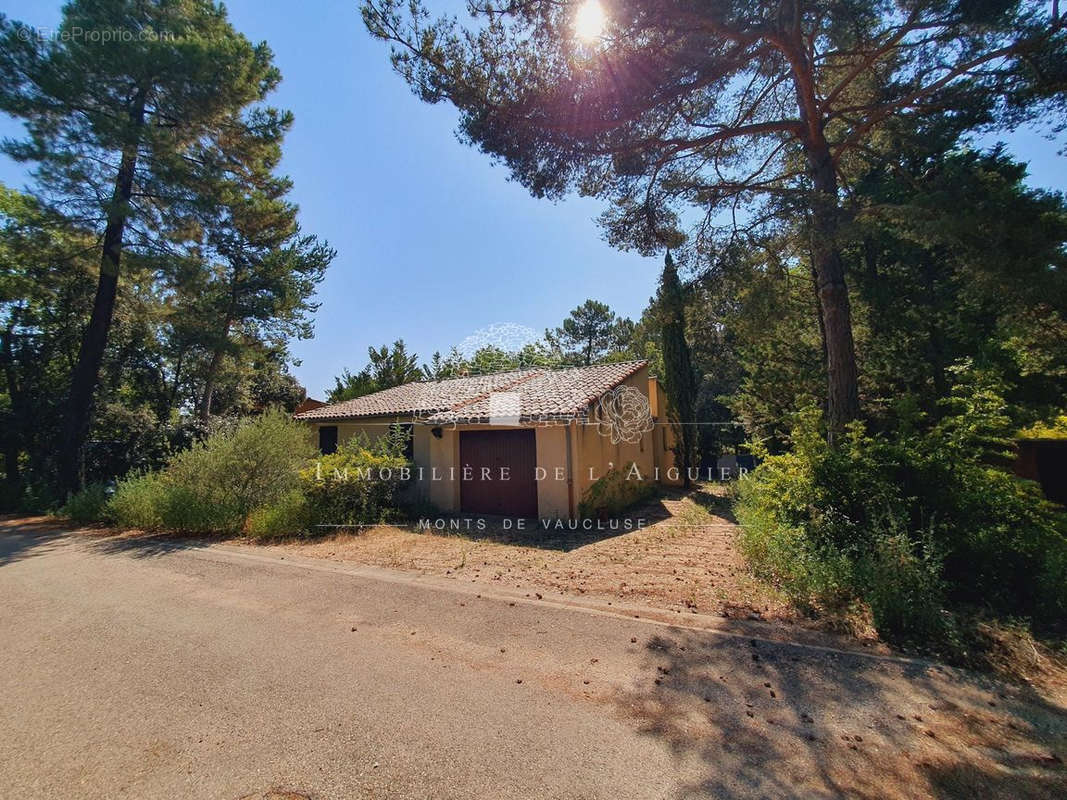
[574,0,606,42]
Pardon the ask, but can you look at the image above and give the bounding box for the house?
[294,360,680,519]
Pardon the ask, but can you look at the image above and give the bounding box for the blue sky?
[1,0,1064,398]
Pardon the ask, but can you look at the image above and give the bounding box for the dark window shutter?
[319,425,338,455]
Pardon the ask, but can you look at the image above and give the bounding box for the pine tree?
[363,0,1066,438]
[193,116,334,420]
[547,300,629,365]
[0,0,284,490]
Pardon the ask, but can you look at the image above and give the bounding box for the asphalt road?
[1,520,1065,800]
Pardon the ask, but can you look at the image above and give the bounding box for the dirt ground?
[262,486,801,624]
[257,485,1067,687]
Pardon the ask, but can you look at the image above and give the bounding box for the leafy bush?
[1019,414,1067,440]
[298,431,410,528]
[855,526,946,643]
[109,471,168,530]
[163,409,315,529]
[578,462,657,519]
[737,389,1067,644]
[59,483,112,524]
[246,490,314,539]
[108,410,316,534]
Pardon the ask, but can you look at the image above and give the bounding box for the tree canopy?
[0,2,332,496]
[0,0,299,489]
[546,299,634,365]
[362,0,1067,434]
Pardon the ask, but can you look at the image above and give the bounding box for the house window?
[319,425,338,455]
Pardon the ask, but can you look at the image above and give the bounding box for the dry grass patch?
[264,485,794,621]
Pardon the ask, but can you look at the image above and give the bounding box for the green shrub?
[246,490,313,539]
[109,472,168,530]
[578,462,657,519]
[856,526,946,644]
[735,470,855,614]
[109,410,316,534]
[299,432,410,528]
[736,392,1067,644]
[163,409,315,531]
[60,483,112,524]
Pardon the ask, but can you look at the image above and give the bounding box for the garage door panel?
[459,429,538,517]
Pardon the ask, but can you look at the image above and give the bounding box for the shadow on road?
[609,628,1067,799]
[0,515,211,563]
[85,531,211,559]
[0,515,72,567]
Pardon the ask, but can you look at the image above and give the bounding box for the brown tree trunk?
[1,325,24,483]
[198,345,225,421]
[199,315,233,421]
[804,138,861,439]
[57,95,145,492]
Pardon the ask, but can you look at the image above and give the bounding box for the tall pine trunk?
[199,298,235,421]
[804,138,861,438]
[198,336,227,421]
[1,325,23,483]
[57,95,145,492]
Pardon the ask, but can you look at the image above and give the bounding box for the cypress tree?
[658,252,698,489]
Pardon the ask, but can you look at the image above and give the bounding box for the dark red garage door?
[459,429,538,517]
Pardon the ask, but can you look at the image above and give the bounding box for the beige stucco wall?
[535,424,572,519]
[570,366,658,506]
[303,367,676,519]
[427,425,460,511]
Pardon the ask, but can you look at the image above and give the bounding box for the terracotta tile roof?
[293,369,541,421]
[426,361,647,424]
[294,361,647,423]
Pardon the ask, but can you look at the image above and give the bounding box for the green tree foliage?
[545,299,634,365]
[0,4,330,497]
[0,187,95,486]
[368,339,423,387]
[192,117,334,418]
[718,143,1067,444]
[328,367,378,403]
[617,132,1067,643]
[328,340,423,402]
[363,0,1066,435]
[848,146,1067,429]
[0,0,290,490]
[656,253,699,486]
